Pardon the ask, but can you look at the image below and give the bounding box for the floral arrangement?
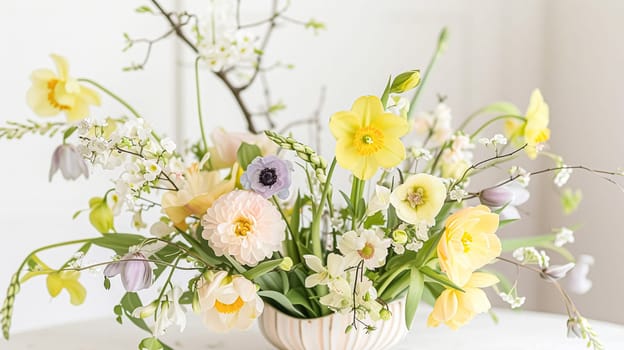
[1,1,621,350]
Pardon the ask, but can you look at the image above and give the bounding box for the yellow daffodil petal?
[351,95,384,126]
[374,137,406,169]
[329,111,360,139]
[370,111,410,138]
[50,54,70,80]
[523,89,550,159]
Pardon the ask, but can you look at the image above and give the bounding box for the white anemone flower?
[337,229,391,269]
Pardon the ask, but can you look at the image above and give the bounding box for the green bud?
[437,27,449,55]
[88,197,114,233]
[192,291,201,314]
[379,309,392,321]
[390,70,421,94]
[344,325,354,334]
[392,229,408,244]
[279,257,293,271]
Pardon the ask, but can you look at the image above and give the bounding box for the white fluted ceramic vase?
[259,299,408,350]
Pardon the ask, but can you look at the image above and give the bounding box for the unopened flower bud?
[279,257,293,271]
[192,291,201,314]
[479,186,514,207]
[392,229,408,244]
[344,325,354,334]
[542,263,575,281]
[49,144,90,181]
[379,309,392,321]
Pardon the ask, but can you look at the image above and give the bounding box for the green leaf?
[243,259,284,281]
[390,70,421,94]
[179,291,193,305]
[62,126,77,141]
[113,304,122,316]
[257,290,306,318]
[135,6,154,14]
[405,268,424,329]
[422,282,445,305]
[286,288,318,317]
[92,233,145,255]
[104,276,111,290]
[236,142,262,171]
[419,266,465,292]
[413,230,443,267]
[120,293,150,333]
[363,211,385,229]
[139,337,163,350]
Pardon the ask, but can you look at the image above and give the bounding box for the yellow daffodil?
[523,89,550,159]
[503,89,550,159]
[329,95,409,180]
[161,163,237,230]
[26,54,101,122]
[389,173,446,226]
[46,271,87,306]
[427,272,499,330]
[438,205,501,285]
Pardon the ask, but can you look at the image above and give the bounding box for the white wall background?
[0,0,622,336]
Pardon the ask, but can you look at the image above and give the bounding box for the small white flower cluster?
[449,188,468,203]
[554,166,572,187]
[478,134,507,148]
[412,103,453,147]
[513,246,550,268]
[77,117,179,217]
[498,289,526,309]
[509,166,531,187]
[554,227,575,247]
[390,223,428,255]
[197,1,259,72]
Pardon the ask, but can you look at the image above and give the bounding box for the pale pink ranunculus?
[208,128,277,169]
[201,190,285,266]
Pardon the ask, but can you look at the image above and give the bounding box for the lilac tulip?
[49,144,89,181]
[479,182,529,220]
[104,252,152,292]
[240,155,293,199]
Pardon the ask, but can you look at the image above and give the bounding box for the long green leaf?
[243,259,283,281]
[405,268,424,329]
[419,266,464,292]
[258,290,305,318]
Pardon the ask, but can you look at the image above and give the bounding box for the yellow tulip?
[438,205,501,286]
[329,96,409,180]
[427,272,499,330]
[46,271,87,306]
[161,163,237,230]
[523,89,550,159]
[26,54,101,122]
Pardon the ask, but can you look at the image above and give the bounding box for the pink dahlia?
[201,190,285,266]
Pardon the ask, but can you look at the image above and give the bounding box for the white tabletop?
[4,307,623,349]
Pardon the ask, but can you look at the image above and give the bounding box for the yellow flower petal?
[46,271,86,305]
[50,54,70,80]
[351,95,384,126]
[329,111,360,139]
[370,112,410,138]
[373,137,406,169]
[466,272,499,289]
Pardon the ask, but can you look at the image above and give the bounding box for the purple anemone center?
[259,168,278,186]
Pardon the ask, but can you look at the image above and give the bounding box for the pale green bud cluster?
[264,130,328,183]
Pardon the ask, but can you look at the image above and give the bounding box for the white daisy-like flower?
[197,271,263,332]
[337,228,391,269]
[202,190,285,266]
[142,159,161,182]
[303,253,346,288]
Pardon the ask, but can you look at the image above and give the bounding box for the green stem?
[272,197,300,264]
[350,177,365,230]
[14,238,96,281]
[311,158,337,258]
[78,78,161,143]
[194,57,209,153]
[469,115,526,140]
